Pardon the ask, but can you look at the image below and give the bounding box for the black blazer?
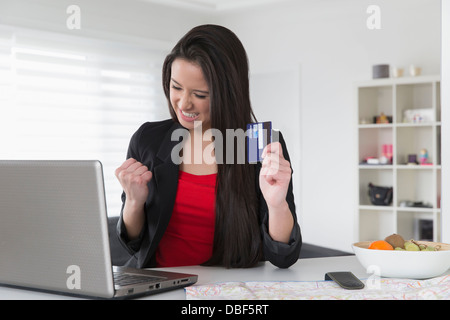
[116,119,302,268]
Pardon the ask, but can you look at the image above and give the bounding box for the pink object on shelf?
[382,144,393,163]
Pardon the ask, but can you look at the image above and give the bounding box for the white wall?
[441,0,450,244]
[213,0,441,252]
[250,67,302,222]
[1,0,442,252]
[0,0,207,47]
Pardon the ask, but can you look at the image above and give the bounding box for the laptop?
[0,160,197,299]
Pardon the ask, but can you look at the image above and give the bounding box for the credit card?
[247,121,272,163]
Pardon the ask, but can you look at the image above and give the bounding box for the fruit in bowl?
[367,234,442,252]
[352,234,450,279]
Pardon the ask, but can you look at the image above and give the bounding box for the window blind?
[0,25,170,216]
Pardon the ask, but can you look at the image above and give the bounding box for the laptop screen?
[0,160,115,298]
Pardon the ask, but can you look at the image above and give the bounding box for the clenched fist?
[115,158,153,208]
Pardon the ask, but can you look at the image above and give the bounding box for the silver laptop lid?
[0,160,115,298]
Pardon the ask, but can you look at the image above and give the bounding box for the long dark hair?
[162,24,262,268]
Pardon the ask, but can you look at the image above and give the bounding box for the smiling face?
[170,58,211,131]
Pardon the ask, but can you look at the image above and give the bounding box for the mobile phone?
[247,121,272,163]
[325,272,365,290]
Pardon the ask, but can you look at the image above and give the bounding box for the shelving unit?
[356,75,441,242]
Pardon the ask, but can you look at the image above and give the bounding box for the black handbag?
[368,183,393,206]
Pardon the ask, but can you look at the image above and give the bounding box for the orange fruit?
[368,240,394,250]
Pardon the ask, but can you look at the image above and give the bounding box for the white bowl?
[352,241,450,279]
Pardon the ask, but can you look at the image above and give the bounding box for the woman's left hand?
[259,142,292,209]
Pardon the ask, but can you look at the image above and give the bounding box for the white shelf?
[359,205,438,214]
[356,75,440,87]
[395,122,436,127]
[358,123,393,129]
[356,75,441,242]
[360,164,441,170]
[359,205,393,211]
[359,165,393,169]
[396,207,436,213]
[396,164,437,170]
[358,123,439,128]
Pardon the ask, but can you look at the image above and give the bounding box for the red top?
[156,171,217,267]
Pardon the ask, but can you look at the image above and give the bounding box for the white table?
[0,256,370,300]
[150,255,370,299]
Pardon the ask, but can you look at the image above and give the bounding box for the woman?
[115,24,301,269]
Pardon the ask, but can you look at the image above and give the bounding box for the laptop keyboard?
[113,272,164,287]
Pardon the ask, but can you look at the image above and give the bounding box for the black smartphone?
[325,272,365,290]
